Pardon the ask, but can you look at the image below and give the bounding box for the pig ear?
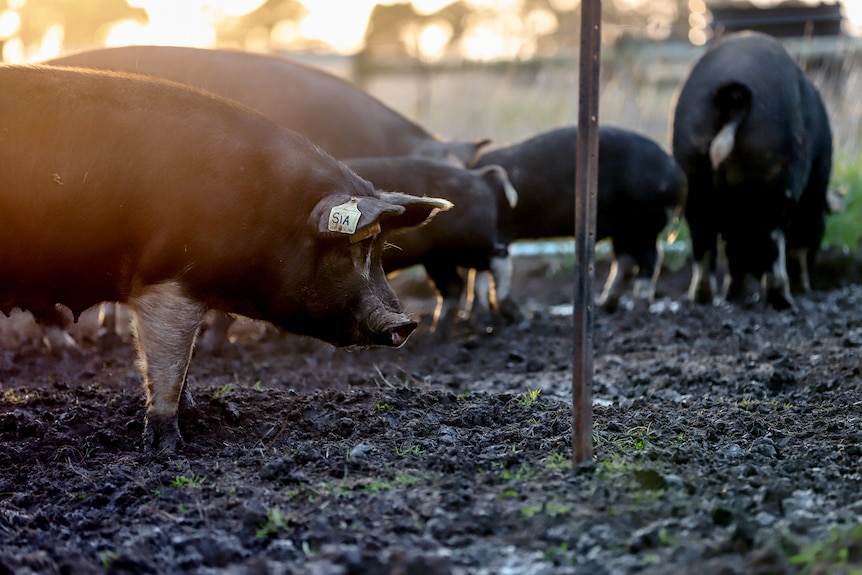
[316,195,404,240]
[375,191,453,231]
[447,138,492,167]
[474,164,518,208]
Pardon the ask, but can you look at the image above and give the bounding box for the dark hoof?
[765,288,796,311]
[497,298,525,325]
[693,287,716,305]
[600,297,620,314]
[470,309,503,335]
[630,297,651,314]
[197,329,227,356]
[143,416,183,453]
[97,329,125,352]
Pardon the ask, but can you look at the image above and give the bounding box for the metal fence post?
[573,0,602,466]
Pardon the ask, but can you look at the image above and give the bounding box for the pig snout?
[364,306,417,348]
[385,319,418,348]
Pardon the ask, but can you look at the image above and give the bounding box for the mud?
[2,253,861,575]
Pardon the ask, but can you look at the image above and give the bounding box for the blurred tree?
[216,0,305,47]
[363,2,418,58]
[15,0,145,49]
[355,0,694,71]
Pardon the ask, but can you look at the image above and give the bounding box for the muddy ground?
[1,251,861,575]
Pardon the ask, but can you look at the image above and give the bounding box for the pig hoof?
[691,287,715,305]
[197,329,227,356]
[497,298,525,325]
[765,289,796,311]
[470,310,501,335]
[600,297,620,314]
[41,327,79,357]
[386,320,418,348]
[97,329,124,351]
[143,417,183,453]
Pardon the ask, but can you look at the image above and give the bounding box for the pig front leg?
[787,247,812,293]
[129,281,207,452]
[488,255,524,324]
[689,252,718,305]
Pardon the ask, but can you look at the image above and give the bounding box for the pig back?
[0,65,347,319]
[672,32,808,185]
[474,127,577,242]
[46,46,437,161]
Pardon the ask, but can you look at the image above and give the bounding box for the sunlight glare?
[548,0,579,10]
[270,19,301,48]
[846,1,862,36]
[202,0,267,18]
[689,27,707,46]
[460,15,523,61]
[0,10,21,40]
[612,0,649,10]
[298,0,379,54]
[2,36,22,62]
[412,0,456,15]
[105,16,216,47]
[104,0,267,49]
[465,0,523,10]
[31,23,64,61]
[525,8,558,37]
[415,21,453,61]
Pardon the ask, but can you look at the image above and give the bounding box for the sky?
[118,0,862,52]
[0,0,859,62]
[102,0,533,55]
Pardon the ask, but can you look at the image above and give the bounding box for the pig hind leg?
[763,230,794,310]
[423,260,466,338]
[470,257,523,330]
[129,281,207,452]
[685,177,721,305]
[197,311,234,355]
[600,239,663,312]
[598,253,635,313]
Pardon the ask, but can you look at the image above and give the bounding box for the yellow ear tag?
[329,198,361,234]
[350,221,381,243]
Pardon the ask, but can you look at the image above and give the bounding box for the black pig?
[472,125,687,319]
[672,31,833,309]
[0,65,450,451]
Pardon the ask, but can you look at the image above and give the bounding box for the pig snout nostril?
[388,320,418,348]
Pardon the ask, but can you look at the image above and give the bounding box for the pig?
[45,45,489,165]
[348,157,517,337]
[671,31,833,309]
[471,125,687,319]
[197,157,518,352]
[44,45,489,347]
[0,64,451,451]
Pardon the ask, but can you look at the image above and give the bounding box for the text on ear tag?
[329,198,361,234]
